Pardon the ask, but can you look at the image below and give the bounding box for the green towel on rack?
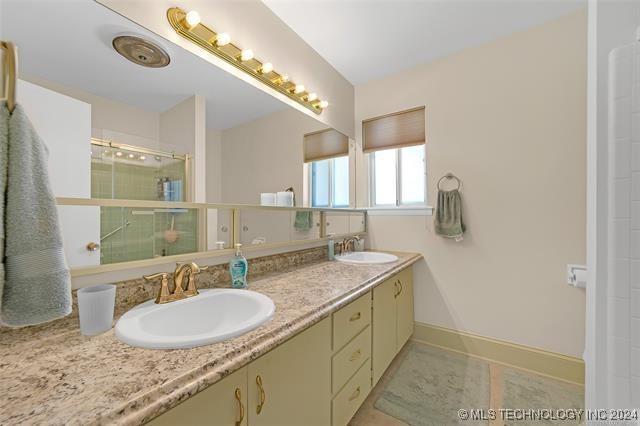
[434,189,465,241]
[294,211,313,231]
[0,103,72,326]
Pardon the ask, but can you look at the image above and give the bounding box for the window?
[369,145,425,206]
[310,156,349,208]
[363,106,426,207]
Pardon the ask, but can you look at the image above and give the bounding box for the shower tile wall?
[91,148,197,265]
[608,42,640,408]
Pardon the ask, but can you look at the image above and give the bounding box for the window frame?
[369,145,427,207]
[308,155,350,208]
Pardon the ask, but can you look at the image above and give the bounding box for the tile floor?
[350,341,584,426]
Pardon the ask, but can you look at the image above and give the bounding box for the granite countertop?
[0,251,421,425]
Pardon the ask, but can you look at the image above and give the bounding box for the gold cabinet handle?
[234,388,244,426]
[394,280,400,298]
[348,386,361,402]
[256,375,266,414]
[398,280,403,296]
[349,349,362,362]
[349,312,361,322]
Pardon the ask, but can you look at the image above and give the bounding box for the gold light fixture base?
[167,7,324,115]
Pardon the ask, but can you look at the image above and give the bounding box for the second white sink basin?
[335,251,398,265]
[115,289,275,349]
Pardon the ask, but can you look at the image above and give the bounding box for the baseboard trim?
[412,322,584,386]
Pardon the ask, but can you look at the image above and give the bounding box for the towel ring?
[1,40,17,114]
[437,173,461,191]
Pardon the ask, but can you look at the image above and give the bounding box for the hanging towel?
[0,102,72,327]
[294,211,313,231]
[434,189,465,242]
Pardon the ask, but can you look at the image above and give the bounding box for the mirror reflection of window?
[304,129,350,208]
[310,156,349,208]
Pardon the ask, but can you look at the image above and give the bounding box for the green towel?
[294,211,313,231]
[0,103,72,326]
[434,189,465,241]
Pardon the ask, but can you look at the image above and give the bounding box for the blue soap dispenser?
[229,243,248,288]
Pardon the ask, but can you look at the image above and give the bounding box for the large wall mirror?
[2,1,362,271]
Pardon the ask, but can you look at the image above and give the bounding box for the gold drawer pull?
[256,375,266,414]
[348,386,361,402]
[394,280,400,298]
[349,312,361,322]
[398,280,403,296]
[349,349,362,362]
[234,388,244,426]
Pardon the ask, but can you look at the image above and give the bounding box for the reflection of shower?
[100,220,131,242]
[90,138,189,202]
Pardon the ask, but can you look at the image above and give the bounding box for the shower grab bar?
[100,221,131,242]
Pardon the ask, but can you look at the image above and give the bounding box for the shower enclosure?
[90,138,198,264]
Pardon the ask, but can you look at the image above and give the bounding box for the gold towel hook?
[1,41,17,114]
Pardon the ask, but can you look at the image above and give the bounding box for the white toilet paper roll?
[573,269,587,289]
[260,193,276,206]
[276,191,294,207]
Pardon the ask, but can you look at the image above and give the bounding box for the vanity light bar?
[167,8,328,115]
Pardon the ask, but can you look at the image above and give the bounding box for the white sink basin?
[335,251,398,265]
[115,289,275,349]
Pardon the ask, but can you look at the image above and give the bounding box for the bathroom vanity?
[0,251,419,425]
[149,263,415,426]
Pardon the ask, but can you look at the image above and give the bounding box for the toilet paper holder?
[567,264,587,288]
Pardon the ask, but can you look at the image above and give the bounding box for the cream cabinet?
[149,366,248,426]
[372,267,414,385]
[248,317,331,426]
[147,266,413,426]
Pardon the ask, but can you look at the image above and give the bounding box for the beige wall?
[220,109,326,204]
[356,11,587,357]
[98,0,355,139]
[206,128,222,203]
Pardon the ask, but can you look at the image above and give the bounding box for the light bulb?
[140,155,146,161]
[185,10,201,28]
[306,92,317,102]
[214,32,230,46]
[319,100,329,109]
[240,49,254,61]
[280,73,289,83]
[294,84,305,94]
[128,153,135,159]
[115,151,123,157]
[260,62,273,74]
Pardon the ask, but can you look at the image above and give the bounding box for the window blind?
[363,106,425,153]
[303,128,349,163]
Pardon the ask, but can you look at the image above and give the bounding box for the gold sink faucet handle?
[143,272,171,304]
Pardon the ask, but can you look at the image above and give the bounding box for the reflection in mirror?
[325,211,350,236]
[4,0,355,269]
[58,205,232,268]
[239,210,321,247]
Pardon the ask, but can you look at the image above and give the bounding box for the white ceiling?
[2,0,287,129]
[263,0,586,85]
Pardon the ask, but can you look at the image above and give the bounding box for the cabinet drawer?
[332,325,371,394]
[331,360,371,426]
[332,293,371,351]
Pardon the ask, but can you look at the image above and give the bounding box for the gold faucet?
[144,261,209,304]
[339,236,361,255]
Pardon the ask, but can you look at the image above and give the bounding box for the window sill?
[366,206,433,216]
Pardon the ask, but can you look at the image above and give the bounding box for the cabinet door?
[248,317,331,426]
[148,366,247,426]
[396,267,414,351]
[372,277,397,386]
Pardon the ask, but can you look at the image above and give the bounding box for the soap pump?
[327,234,336,261]
[229,243,248,288]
